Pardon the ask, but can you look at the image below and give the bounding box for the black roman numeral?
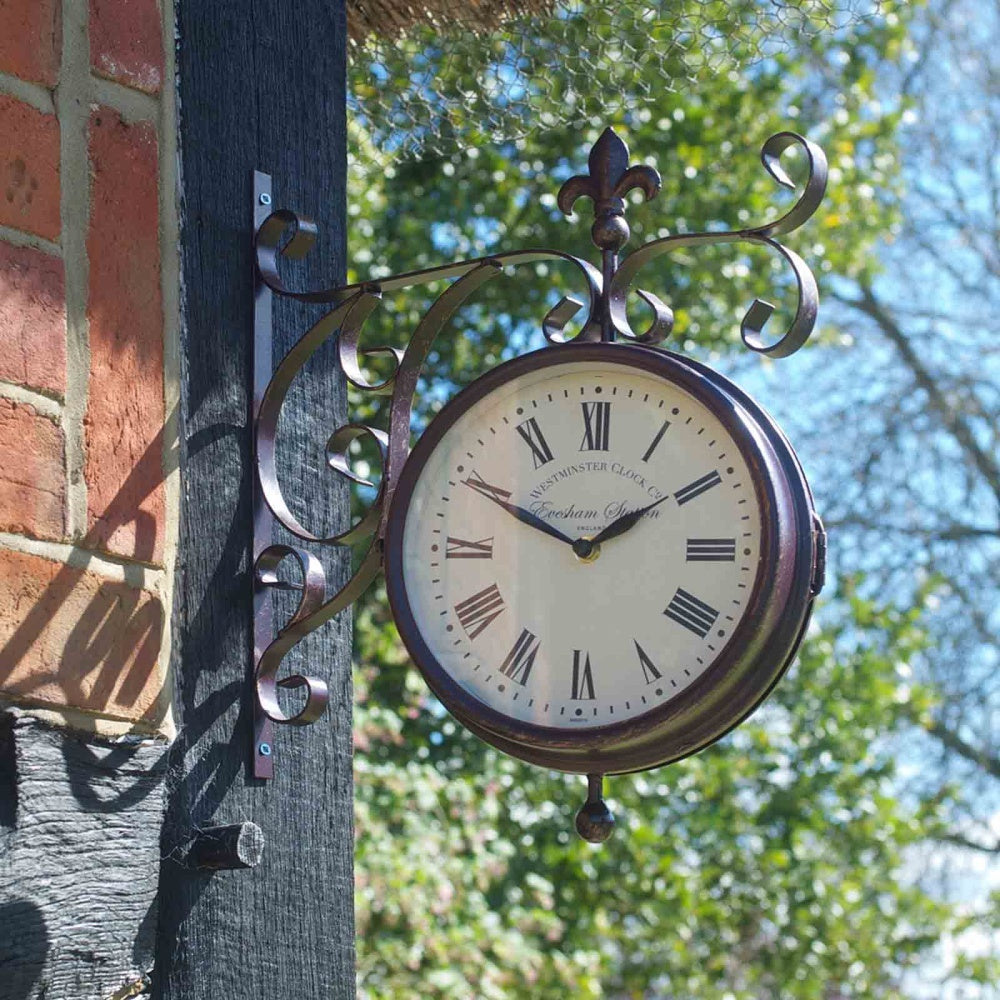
[579,401,611,451]
[499,628,540,685]
[686,538,736,561]
[464,470,512,505]
[641,419,670,462]
[633,640,662,684]
[516,417,554,469]
[446,535,494,559]
[571,649,596,700]
[664,588,719,638]
[454,584,505,639]
[673,470,722,505]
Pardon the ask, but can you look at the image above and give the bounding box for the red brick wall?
[0,0,176,734]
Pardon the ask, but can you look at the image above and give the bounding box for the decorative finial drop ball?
[575,796,616,843]
[591,214,630,252]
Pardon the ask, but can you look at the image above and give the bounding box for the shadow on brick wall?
[159,419,247,836]
[0,423,178,733]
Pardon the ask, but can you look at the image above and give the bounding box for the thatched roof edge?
[347,0,555,44]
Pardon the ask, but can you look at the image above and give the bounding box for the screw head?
[259,192,272,206]
[258,742,272,757]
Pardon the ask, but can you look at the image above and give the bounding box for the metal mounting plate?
[252,170,276,779]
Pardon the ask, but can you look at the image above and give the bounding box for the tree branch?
[923,718,1000,781]
[933,831,1000,855]
[835,284,1000,508]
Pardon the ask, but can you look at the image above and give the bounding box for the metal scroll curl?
[254,544,329,725]
[255,211,604,318]
[256,292,391,546]
[252,232,603,736]
[608,131,828,357]
[254,541,384,725]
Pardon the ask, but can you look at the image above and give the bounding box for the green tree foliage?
[338,2,990,995]
[355,579,951,998]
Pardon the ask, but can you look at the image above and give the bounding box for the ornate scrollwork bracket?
[249,129,828,778]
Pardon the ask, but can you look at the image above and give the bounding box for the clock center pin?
[572,536,602,563]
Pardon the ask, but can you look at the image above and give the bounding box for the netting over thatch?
[347,0,884,157]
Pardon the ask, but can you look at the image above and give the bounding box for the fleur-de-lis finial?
[557,128,662,252]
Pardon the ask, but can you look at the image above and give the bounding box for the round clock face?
[386,344,789,768]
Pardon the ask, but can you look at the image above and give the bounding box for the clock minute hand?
[464,472,576,547]
[589,493,673,546]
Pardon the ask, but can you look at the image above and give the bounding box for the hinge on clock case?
[810,512,827,596]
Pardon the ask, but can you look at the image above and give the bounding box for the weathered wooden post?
[153,2,355,997]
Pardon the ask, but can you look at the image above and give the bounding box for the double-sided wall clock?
[250,127,828,841]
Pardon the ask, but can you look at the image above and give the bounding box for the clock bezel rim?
[384,342,813,772]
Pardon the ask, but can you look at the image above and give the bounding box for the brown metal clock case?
[384,342,825,775]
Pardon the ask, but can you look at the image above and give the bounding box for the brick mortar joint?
[1,699,173,740]
[0,381,64,419]
[0,70,55,114]
[0,531,168,589]
[56,0,92,541]
[157,0,181,750]
[0,224,62,257]
[90,74,160,123]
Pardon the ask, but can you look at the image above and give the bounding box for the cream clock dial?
[398,359,761,726]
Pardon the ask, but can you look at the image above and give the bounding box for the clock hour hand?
[464,471,575,547]
[587,493,673,547]
[499,500,577,547]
